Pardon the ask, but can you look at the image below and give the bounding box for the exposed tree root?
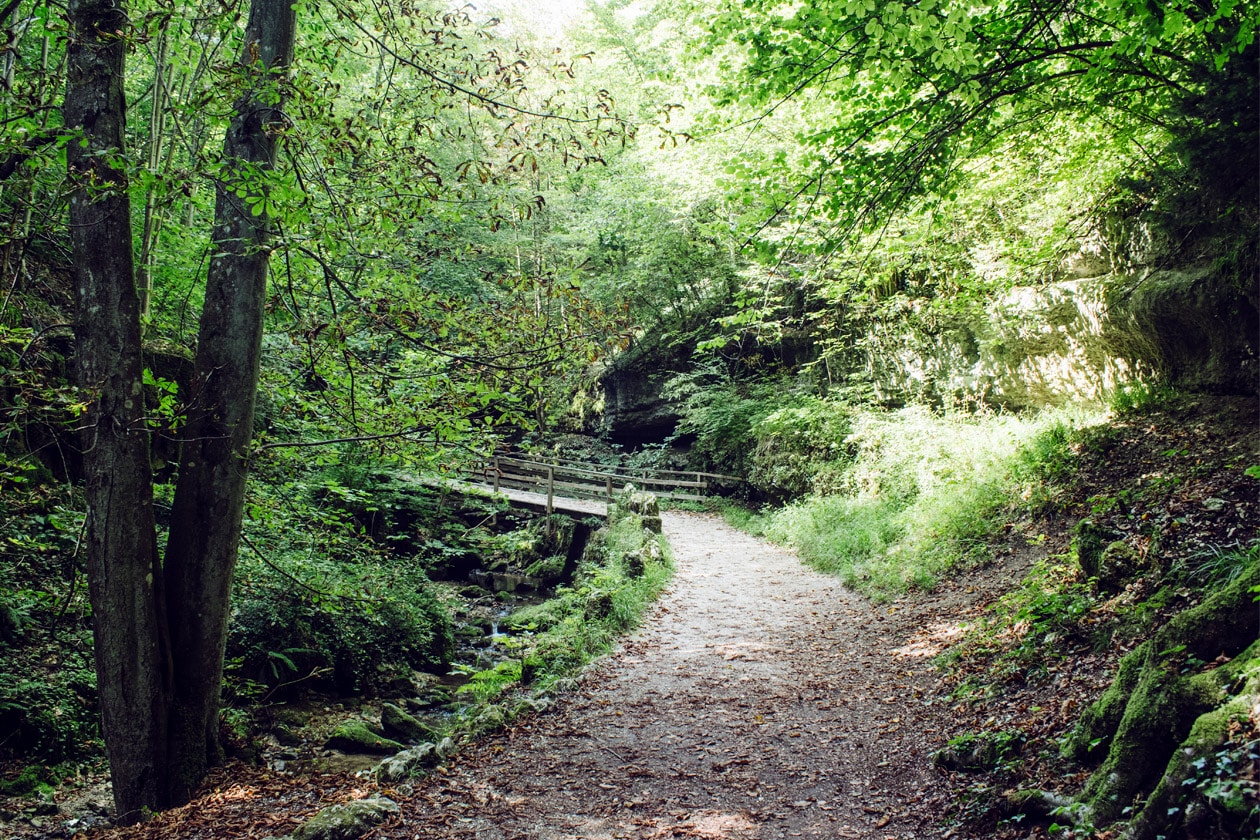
[1039,562,1260,835]
[1013,561,1260,836]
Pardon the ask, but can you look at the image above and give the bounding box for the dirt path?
[381,510,999,840]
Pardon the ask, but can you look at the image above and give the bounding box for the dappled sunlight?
[639,809,760,839]
[891,621,967,658]
[210,785,258,803]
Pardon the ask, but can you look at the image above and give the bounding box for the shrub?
[748,397,854,501]
[228,558,453,695]
[758,405,1100,599]
[0,664,99,761]
[666,371,782,478]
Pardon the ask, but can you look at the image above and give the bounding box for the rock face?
[862,263,1258,409]
[289,795,399,840]
[861,205,1259,410]
[598,213,1256,428]
[597,338,691,445]
[1112,266,1258,395]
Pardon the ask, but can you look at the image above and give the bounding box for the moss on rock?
[290,794,399,840]
[323,720,404,755]
[1067,561,1260,828]
[1127,658,1259,840]
[380,703,437,745]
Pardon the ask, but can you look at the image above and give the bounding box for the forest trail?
[380,510,1012,840]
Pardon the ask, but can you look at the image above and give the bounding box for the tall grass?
[755,405,1101,600]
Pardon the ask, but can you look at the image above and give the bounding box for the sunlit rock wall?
[863,262,1258,410]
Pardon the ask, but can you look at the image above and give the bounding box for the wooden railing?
[475,454,740,506]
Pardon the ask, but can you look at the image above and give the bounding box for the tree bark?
[162,0,296,806]
[64,0,169,823]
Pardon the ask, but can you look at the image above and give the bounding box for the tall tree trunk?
[162,0,296,805]
[64,0,169,823]
[136,28,170,327]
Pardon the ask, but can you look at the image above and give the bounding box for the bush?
[666,372,782,478]
[0,664,99,761]
[748,397,854,501]
[228,557,453,695]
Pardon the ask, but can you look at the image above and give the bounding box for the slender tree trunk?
[137,28,170,327]
[162,0,296,805]
[64,0,169,823]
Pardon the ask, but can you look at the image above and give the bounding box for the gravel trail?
[383,510,966,839]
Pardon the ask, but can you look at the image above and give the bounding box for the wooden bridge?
[426,454,741,518]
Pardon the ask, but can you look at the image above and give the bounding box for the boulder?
[323,720,404,755]
[522,554,567,584]
[404,685,452,711]
[617,485,659,517]
[375,737,456,782]
[380,703,437,744]
[272,724,302,747]
[1097,540,1142,590]
[1073,518,1122,580]
[610,485,662,531]
[289,795,399,840]
[623,550,646,578]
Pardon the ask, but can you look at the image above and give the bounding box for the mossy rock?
[323,720,405,755]
[1097,539,1141,589]
[1128,672,1259,840]
[380,703,438,744]
[623,550,647,578]
[503,598,571,633]
[584,591,614,620]
[1073,518,1121,580]
[1069,564,1260,828]
[581,529,610,565]
[522,554,566,582]
[290,794,399,840]
[375,737,456,782]
[618,486,659,517]
[406,685,453,711]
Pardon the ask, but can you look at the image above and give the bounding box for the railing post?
[606,475,613,499]
[546,466,554,516]
[493,457,500,493]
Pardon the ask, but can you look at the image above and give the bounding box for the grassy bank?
[722,404,1099,600]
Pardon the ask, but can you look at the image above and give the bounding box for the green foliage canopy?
[706,0,1258,240]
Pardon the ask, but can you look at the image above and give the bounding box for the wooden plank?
[493,461,709,490]
[489,455,740,484]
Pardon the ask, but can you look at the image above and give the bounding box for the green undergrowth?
[0,481,101,765]
[725,404,1097,600]
[449,508,672,737]
[224,452,473,700]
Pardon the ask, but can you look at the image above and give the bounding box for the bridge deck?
[417,476,609,518]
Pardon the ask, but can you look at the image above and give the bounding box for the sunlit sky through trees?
[480,0,594,36]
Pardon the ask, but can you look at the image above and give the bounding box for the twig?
[240,532,373,603]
